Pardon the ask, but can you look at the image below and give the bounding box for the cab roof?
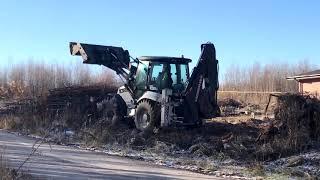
[138,56,191,63]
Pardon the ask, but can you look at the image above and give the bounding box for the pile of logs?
[46,85,117,112]
[0,99,37,115]
[0,84,117,118]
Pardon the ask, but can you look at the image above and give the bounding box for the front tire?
[100,94,127,126]
[135,100,160,132]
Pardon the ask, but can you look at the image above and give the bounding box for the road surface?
[0,130,221,180]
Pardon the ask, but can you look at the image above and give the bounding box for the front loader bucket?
[69,42,130,73]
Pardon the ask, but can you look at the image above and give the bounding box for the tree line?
[220,60,316,92]
[0,61,118,98]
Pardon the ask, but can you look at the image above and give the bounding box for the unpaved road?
[0,130,222,180]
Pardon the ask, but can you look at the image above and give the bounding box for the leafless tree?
[0,60,118,99]
[221,60,315,92]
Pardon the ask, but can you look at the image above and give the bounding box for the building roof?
[287,69,320,81]
[297,69,320,76]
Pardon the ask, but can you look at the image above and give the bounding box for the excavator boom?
[183,43,220,122]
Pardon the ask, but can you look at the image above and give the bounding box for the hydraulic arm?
[183,43,220,122]
[69,42,131,80]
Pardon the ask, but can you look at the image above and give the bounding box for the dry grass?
[0,115,20,130]
[0,111,47,136]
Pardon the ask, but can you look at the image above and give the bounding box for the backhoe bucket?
[69,42,130,73]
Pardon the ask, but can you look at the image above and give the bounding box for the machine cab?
[132,56,191,98]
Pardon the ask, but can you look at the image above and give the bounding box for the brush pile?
[257,93,320,158]
[276,93,320,139]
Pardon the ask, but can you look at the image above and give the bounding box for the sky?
[0,0,319,73]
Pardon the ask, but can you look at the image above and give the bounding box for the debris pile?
[218,98,265,116]
[218,98,244,116]
[218,98,243,108]
[257,93,320,158]
[274,93,320,140]
[45,85,118,130]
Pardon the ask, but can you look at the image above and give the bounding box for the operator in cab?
[160,64,173,90]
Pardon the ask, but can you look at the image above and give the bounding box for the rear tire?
[135,100,160,132]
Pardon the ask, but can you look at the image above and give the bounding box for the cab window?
[171,64,188,93]
[150,63,163,89]
[135,61,149,89]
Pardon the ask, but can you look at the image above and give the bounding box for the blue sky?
[0,0,319,72]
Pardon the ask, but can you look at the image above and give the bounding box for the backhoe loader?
[69,42,220,132]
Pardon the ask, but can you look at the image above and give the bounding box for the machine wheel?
[135,100,160,132]
[100,94,127,126]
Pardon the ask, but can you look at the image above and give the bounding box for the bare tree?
[221,60,315,93]
[0,60,118,99]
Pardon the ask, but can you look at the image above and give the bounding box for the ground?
[1,94,320,179]
[0,129,222,180]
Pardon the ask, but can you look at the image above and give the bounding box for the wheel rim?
[139,109,150,129]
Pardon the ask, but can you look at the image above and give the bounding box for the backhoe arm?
[184,43,220,122]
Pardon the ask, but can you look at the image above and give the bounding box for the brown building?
[287,69,320,97]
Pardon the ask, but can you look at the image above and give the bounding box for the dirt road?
[0,130,222,180]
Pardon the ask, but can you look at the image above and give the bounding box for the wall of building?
[300,78,320,97]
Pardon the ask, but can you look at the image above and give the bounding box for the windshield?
[150,62,188,93]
